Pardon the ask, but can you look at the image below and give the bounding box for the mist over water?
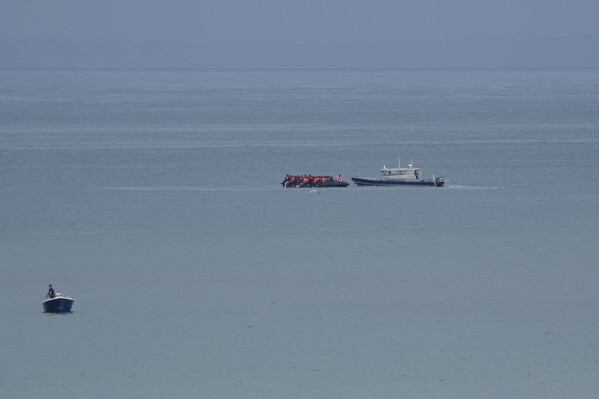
[1,69,598,398]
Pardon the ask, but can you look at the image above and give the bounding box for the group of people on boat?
[283,174,343,187]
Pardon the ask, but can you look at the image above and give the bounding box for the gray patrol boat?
[352,158,446,187]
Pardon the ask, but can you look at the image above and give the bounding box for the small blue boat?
[43,293,74,313]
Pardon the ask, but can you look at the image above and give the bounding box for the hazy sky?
[1,0,598,68]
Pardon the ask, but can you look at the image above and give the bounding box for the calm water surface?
[1,69,598,398]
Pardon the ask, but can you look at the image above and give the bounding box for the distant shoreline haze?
[1,36,598,69]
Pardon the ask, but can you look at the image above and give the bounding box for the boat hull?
[351,177,444,187]
[43,297,74,313]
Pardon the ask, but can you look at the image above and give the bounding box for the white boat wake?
[446,185,502,190]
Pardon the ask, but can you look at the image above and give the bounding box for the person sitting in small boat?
[47,284,55,299]
[337,175,342,182]
[284,175,294,186]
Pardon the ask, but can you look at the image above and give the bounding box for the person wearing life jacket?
[337,175,342,182]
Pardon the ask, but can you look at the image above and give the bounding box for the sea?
[1,69,598,398]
